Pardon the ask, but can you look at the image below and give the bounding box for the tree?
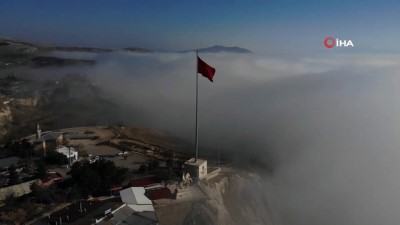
[139,164,147,173]
[30,181,45,199]
[36,160,48,179]
[44,150,68,165]
[81,169,101,197]
[94,159,128,194]
[8,164,19,186]
[3,140,33,159]
[22,160,34,174]
[4,141,17,156]
[148,160,159,171]
[67,187,81,202]
[69,161,101,197]
[69,159,128,196]
[166,158,174,168]
[4,193,16,205]
[0,208,27,224]
[19,139,34,159]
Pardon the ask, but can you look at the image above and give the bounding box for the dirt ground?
[58,126,151,170]
[155,201,196,225]
[154,184,210,225]
[106,153,149,169]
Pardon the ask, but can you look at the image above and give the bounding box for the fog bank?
[29,51,400,224]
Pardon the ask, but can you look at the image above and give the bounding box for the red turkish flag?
[197,56,215,82]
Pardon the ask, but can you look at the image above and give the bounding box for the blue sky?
[0,0,399,53]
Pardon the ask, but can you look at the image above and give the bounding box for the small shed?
[56,146,78,162]
[184,158,208,180]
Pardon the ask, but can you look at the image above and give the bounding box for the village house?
[32,124,64,153]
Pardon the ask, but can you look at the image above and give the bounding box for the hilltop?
[185,45,252,53]
[123,47,153,53]
[0,37,251,55]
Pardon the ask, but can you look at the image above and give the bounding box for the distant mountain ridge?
[42,46,113,53]
[123,47,153,53]
[185,45,252,53]
[1,37,251,54]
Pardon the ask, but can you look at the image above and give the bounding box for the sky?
[0,0,399,53]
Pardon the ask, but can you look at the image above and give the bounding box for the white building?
[184,158,208,180]
[95,187,158,225]
[120,187,155,211]
[56,146,78,162]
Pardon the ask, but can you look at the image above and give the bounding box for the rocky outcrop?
[183,170,274,225]
[0,104,12,138]
[0,179,40,201]
[13,97,38,107]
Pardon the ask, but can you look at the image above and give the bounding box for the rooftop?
[185,158,207,166]
[130,176,159,187]
[120,187,153,205]
[41,172,62,184]
[34,132,62,142]
[56,146,77,156]
[34,199,124,225]
[146,188,173,200]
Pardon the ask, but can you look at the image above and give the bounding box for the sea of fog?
[19,51,400,225]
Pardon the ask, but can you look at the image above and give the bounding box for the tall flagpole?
[195,51,199,162]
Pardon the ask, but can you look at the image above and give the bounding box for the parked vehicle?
[88,155,99,164]
[118,151,128,156]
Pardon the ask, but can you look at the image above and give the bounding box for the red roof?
[110,184,123,191]
[145,188,172,200]
[41,173,62,185]
[130,176,159,187]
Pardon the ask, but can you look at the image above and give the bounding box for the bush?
[44,150,68,165]
[8,164,19,185]
[69,159,128,196]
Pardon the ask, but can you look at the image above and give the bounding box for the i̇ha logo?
[324,36,354,48]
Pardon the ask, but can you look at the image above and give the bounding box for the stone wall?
[0,179,40,201]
